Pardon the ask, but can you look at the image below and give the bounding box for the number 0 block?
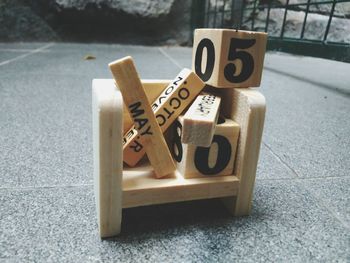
[172,116,240,179]
[192,29,267,88]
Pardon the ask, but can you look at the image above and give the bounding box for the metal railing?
[191,0,350,62]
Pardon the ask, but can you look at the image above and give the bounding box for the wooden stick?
[181,92,221,147]
[109,56,175,178]
[123,80,170,133]
[122,68,205,167]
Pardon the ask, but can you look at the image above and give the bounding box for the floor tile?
[302,176,350,228]
[1,180,349,262]
[256,143,296,180]
[261,65,350,178]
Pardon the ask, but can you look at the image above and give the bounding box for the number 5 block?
[192,29,267,88]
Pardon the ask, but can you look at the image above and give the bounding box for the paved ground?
[0,43,349,262]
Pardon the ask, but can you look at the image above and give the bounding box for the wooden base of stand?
[123,162,239,208]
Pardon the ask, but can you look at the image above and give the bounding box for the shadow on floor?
[103,198,259,242]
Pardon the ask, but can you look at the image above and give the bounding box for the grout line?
[0,183,93,191]
[261,142,350,180]
[261,142,350,230]
[0,48,50,53]
[257,175,350,181]
[158,47,183,70]
[0,43,54,67]
[308,189,350,230]
[263,141,300,178]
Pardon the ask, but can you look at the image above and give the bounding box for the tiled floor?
[0,43,349,262]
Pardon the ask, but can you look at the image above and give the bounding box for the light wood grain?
[175,116,240,179]
[109,56,175,178]
[182,92,221,147]
[122,68,205,167]
[92,80,123,238]
[122,80,170,133]
[192,29,267,88]
[122,165,239,208]
[219,88,266,216]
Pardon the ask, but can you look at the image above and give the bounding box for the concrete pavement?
[0,43,349,262]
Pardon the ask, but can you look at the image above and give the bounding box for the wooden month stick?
[122,68,205,167]
[181,92,221,147]
[109,56,176,178]
[122,80,170,133]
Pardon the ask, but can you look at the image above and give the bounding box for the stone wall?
[207,0,350,43]
[0,0,192,45]
[2,0,350,44]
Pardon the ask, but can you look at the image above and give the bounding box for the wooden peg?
[172,116,240,179]
[192,29,267,88]
[109,56,175,178]
[181,92,221,147]
[123,68,205,167]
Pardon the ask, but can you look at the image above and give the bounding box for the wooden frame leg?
[92,79,123,238]
[220,88,266,216]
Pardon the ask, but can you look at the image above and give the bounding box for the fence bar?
[242,0,348,12]
[239,0,244,29]
[221,0,227,27]
[323,0,337,42]
[251,0,258,30]
[300,0,311,39]
[206,0,211,27]
[213,0,218,27]
[280,0,290,38]
[230,0,235,28]
[265,0,272,32]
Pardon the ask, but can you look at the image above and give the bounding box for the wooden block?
[192,29,267,88]
[92,79,123,238]
[219,88,266,216]
[109,56,175,178]
[122,68,205,167]
[181,92,221,147]
[172,116,240,179]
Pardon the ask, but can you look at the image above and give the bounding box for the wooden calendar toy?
[92,28,267,238]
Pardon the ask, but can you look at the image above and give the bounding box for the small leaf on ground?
[84,55,96,60]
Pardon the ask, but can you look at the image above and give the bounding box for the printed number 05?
[195,38,256,83]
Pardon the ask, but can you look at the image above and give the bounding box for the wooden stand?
[92,79,266,238]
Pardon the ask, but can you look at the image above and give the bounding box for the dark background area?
[0,0,192,45]
[1,0,349,61]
